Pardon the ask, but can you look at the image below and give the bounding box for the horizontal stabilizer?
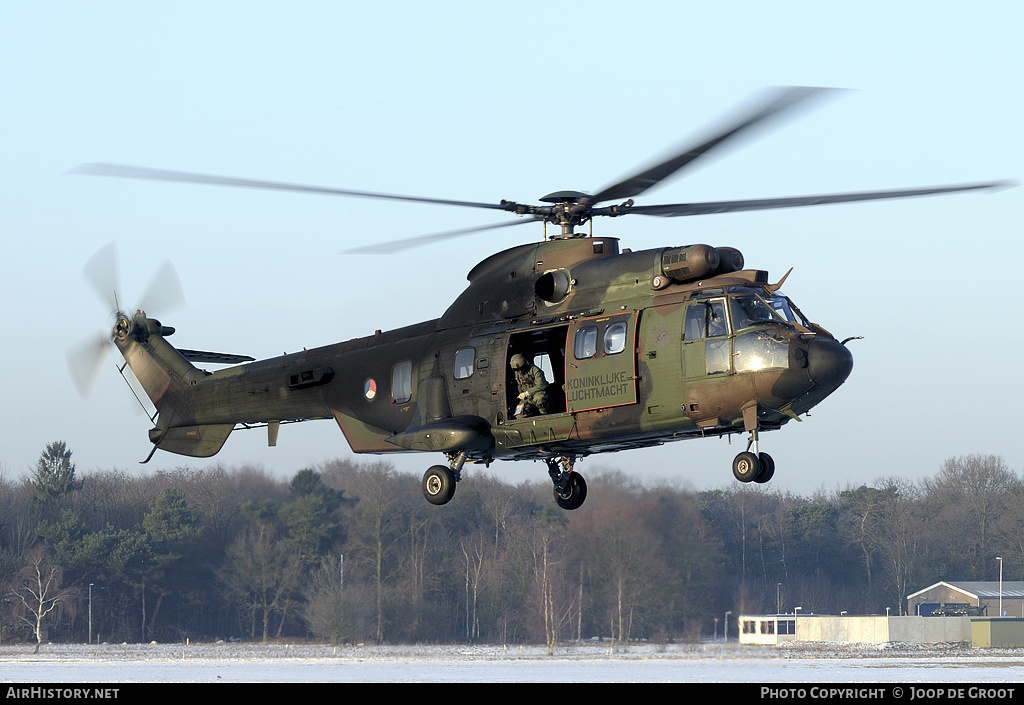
[149,423,235,458]
[178,349,255,365]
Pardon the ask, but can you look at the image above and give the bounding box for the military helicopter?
[68,87,1010,510]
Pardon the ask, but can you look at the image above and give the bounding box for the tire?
[553,472,588,510]
[754,453,775,483]
[422,465,456,505]
[732,451,760,483]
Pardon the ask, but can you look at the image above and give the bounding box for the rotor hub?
[113,313,133,341]
[539,190,588,204]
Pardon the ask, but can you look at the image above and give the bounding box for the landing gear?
[547,456,587,510]
[732,451,760,482]
[421,451,467,506]
[732,429,775,484]
[422,465,456,505]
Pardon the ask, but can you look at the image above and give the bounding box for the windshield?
[730,290,806,331]
[734,328,791,372]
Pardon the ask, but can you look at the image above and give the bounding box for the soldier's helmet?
[510,353,527,370]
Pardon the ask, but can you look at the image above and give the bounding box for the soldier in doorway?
[510,353,549,418]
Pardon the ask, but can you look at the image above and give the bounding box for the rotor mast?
[500,190,635,239]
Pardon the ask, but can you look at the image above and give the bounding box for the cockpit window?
[684,299,729,340]
[733,329,790,372]
[730,292,803,331]
[766,293,804,325]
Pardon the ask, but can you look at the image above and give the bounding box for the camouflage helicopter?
[68,87,1010,510]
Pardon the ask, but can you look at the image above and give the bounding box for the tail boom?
[114,312,332,459]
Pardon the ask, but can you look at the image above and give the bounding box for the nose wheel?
[732,430,775,484]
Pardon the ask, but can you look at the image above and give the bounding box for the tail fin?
[114,311,234,459]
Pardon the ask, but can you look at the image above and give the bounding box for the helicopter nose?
[806,337,854,391]
[772,336,854,409]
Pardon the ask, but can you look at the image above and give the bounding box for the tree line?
[1,443,1019,649]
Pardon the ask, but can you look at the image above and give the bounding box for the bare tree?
[302,553,372,644]
[461,532,486,642]
[220,528,303,642]
[339,462,407,643]
[529,527,577,655]
[868,477,922,614]
[12,547,75,653]
[924,455,1015,580]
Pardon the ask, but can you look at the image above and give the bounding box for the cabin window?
[454,347,475,380]
[574,325,599,359]
[603,321,627,355]
[392,360,412,403]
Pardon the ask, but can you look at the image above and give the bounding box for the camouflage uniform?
[511,354,549,418]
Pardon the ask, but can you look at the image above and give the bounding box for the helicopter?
[68,87,1010,510]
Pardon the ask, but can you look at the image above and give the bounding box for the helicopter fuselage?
[115,236,854,492]
[79,84,1008,510]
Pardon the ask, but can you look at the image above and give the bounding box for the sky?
[2,1,1021,496]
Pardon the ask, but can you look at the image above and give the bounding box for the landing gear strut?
[547,456,587,510]
[732,429,775,484]
[421,451,467,506]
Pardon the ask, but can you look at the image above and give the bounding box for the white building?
[738,614,971,645]
[739,614,797,645]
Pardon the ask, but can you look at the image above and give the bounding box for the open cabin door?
[565,311,639,413]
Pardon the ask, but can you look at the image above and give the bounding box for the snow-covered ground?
[2,641,1023,683]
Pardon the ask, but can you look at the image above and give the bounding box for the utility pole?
[997,557,1004,617]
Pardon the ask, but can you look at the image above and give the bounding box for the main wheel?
[754,453,775,483]
[553,472,588,510]
[422,465,456,505]
[732,451,760,483]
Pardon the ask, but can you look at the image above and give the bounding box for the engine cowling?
[660,244,720,283]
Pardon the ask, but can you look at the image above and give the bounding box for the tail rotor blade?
[138,259,184,315]
[82,240,120,314]
[66,334,112,397]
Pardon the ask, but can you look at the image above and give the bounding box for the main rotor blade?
[341,216,543,254]
[586,86,840,206]
[623,181,1014,217]
[68,163,511,211]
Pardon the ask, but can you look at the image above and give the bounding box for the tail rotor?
[66,241,184,397]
